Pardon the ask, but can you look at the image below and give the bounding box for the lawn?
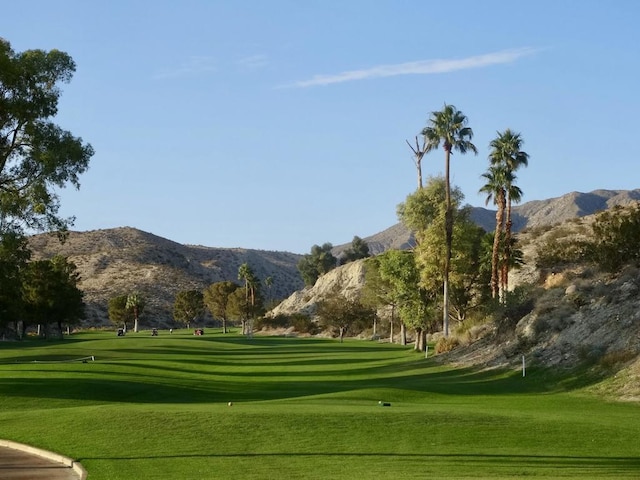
[0,330,639,479]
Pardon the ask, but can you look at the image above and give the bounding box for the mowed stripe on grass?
[0,331,639,479]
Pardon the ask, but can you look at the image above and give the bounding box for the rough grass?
[1,331,639,479]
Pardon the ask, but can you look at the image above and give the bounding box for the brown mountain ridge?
[27,188,640,328]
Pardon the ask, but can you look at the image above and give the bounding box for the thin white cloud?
[282,47,538,88]
[237,54,269,69]
[153,56,217,80]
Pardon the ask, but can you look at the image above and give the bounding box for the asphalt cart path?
[0,441,85,480]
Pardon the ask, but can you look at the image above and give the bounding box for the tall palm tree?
[479,165,509,299]
[489,129,529,295]
[238,263,259,335]
[422,104,477,336]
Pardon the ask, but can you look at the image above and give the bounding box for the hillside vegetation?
[28,227,303,327]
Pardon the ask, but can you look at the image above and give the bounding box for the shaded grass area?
[0,331,639,479]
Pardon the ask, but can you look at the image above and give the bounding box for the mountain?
[28,227,304,327]
[340,188,640,254]
[26,188,640,328]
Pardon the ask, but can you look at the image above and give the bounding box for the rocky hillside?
[271,204,640,400]
[28,227,304,327]
[25,188,640,333]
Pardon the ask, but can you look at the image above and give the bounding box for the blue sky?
[3,1,639,253]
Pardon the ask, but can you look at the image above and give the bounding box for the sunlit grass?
[0,331,639,479]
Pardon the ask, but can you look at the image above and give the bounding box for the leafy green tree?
[399,177,488,330]
[421,104,477,336]
[108,295,129,330]
[361,256,396,341]
[21,255,84,338]
[203,281,239,333]
[228,287,250,332]
[297,243,337,286]
[0,231,30,335]
[340,236,371,264]
[173,289,204,329]
[376,250,433,349]
[0,38,93,235]
[449,214,492,321]
[126,292,145,333]
[590,204,640,271]
[316,287,375,343]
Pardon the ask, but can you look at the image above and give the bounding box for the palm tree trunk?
[491,198,505,299]
[502,197,513,300]
[443,147,452,337]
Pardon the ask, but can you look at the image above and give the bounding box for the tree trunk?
[491,196,504,299]
[134,317,139,333]
[414,328,423,351]
[389,305,395,344]
[443,147,452,337]
[502,197,513,301]
[400,322,407,346]
[339,327,345,343]
[222,318,227,334]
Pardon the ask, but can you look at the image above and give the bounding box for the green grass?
[1,330,639,479]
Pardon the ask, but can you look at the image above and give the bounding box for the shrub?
[254,315,289,331]
[536,239,591,269]
[599,349,637,369]
[291,314,319,334]
[490,284,539,334]
[435,336,460,354]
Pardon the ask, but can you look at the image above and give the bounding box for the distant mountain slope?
[26,188,640,328]
[339,188,640,254]
[28,227,303,327]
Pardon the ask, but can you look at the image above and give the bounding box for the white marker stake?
[425,345,429,359]
[522,355,526,377]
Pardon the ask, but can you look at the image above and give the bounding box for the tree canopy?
[0,38,93,235]
[297,243,337,286]
[21,255,84,337]
[203,281,239,333]
[173,289,205,328]
[340,236,371,264]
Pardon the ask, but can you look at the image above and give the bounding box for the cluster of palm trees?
[411,104,529,336]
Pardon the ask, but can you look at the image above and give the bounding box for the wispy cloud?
[153,56,217,80]
[282,48,538,88]
[237,54,269,69]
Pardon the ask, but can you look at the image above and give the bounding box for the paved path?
[0,442,84,480]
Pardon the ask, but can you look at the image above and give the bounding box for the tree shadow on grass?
[76,451,640,476]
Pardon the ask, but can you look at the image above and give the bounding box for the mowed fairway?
[0,331,639,479]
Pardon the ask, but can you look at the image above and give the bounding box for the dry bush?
[600,349,637,369]
[544,272,569,288]
[435,336,460,354]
